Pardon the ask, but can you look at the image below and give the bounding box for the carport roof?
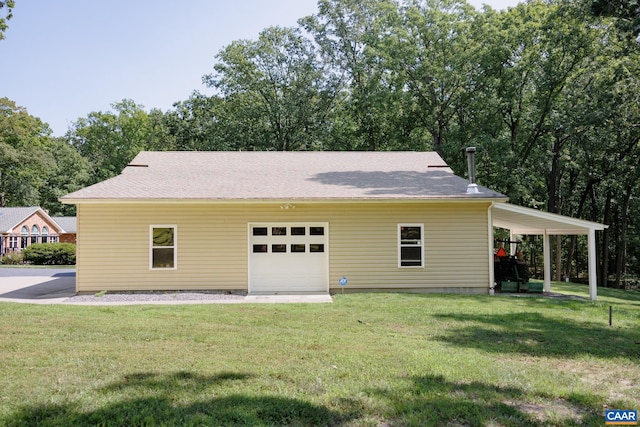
[492,203,607,235]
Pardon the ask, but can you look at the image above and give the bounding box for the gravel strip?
[65,290,247,303]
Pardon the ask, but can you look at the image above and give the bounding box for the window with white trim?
[21,226,29,248]
[398,224,424,267]
[31,225,39,244]
[150,225,177,269]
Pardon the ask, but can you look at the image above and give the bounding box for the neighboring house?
[51,216,77,244]
[61,151,606,299]
[0,207,62,256]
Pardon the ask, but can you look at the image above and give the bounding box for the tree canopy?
[0,0,14,40]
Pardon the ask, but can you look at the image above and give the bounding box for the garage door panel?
[249,223,328,293]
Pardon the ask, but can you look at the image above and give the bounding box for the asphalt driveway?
[0,268,333,304]
[0,268,76,303]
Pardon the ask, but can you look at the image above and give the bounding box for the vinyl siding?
[75,201,492,293]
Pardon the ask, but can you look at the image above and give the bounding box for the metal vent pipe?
[465,147,480,194]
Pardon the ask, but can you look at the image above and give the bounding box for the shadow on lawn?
[372,374,600,426]
[434,311,640,359]
[6,371,358,427]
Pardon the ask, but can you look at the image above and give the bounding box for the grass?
[0,283,638,426]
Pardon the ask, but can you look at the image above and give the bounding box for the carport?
[491,203,608,301]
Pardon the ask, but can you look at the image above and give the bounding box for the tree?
[160,92,222,151]
[39,138,90,216]
[0,98,88,213]
[300,0,416,151]
[67,100,155,184]
[386,0,481,154]
[204,26,339,151]
[0,98,54,207]
[570,41,640,286]
[0,0,14,41]
[592,0,640,40]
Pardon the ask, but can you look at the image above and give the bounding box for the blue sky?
[1,0,521,136]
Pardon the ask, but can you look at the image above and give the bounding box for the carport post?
[543,232,551,293]
[588,228,597,301]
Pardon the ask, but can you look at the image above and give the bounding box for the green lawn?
[1,284,638,426]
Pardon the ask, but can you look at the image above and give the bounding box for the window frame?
[149,225,177,270]
[20,226,29,248]
[31,225,40,245]
[398,224,424,268]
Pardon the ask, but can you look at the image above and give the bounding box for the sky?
[1,0,522,136]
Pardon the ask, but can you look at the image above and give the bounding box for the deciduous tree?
[67,100,155,184]
[204,26,339,151]
[0,0,14,40]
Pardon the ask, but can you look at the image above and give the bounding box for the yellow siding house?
[61,151,508,295]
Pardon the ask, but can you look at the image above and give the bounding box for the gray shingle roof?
[61,151,507,202]
[51,217,77,233]
[0,207,42,233]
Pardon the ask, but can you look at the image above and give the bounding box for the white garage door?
[249,223,328,293]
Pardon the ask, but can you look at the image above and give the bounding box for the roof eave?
[61,196,509,205]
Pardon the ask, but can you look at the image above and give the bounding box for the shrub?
[22,243,76,266]
[0,252,23,265]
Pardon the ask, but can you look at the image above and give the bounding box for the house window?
[150,225,177,269]
[398,224,424,268]
[31,225,40,245]
[21,226,29,248]
[9,236,18,249]
[41,226,49,243]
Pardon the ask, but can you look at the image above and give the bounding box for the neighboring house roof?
[61,151,508,202]
[51,217,77,233]
[0,207,42,233]
[0,207,60,233]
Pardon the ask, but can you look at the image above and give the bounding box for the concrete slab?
[0,269,333,305]
[245,294,333,303]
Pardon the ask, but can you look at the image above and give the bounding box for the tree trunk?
[568,180,594,280]
[615,183,632,288]
[600,191,612,287]
[547,136,563,281]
